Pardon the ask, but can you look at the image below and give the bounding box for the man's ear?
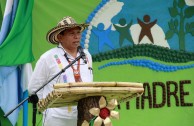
[57,34,62,41]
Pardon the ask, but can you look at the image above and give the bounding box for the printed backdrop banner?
[29,0,194,126]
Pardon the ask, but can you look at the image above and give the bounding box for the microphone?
[77,46,87,64]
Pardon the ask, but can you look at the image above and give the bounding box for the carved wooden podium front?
[38,82,144,126]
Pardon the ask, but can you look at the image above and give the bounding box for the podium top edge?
[53,82,143,89]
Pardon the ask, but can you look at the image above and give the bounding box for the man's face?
[58,27,81,50]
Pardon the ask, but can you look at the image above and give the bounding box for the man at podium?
[28,16,93,126]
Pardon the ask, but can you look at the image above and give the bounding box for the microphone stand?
[4,52,85,126]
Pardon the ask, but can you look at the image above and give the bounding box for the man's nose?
[74,33,81,38]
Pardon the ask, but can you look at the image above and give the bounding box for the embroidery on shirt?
[63,74,67,83]
[54,55,63,69]
[54,54,72,112]
[54,54,67,82]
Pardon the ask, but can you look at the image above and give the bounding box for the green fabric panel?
[0,0,6,29]
[0,0,34,66]
[0,0,6,14]
[0,108,12,126]
[0,2,2,29]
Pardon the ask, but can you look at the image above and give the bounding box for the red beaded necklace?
[65,53,82,82]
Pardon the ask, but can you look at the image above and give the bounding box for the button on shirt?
[28,44,93,119]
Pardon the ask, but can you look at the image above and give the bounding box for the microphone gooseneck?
[77,46,87,64]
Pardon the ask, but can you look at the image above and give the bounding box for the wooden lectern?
[38,82,144,126]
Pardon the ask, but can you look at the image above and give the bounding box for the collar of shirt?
[57,43,81,60]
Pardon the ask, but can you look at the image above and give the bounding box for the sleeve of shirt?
[28,56,49,99]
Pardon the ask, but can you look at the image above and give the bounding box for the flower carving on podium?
[81,96,119,126]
